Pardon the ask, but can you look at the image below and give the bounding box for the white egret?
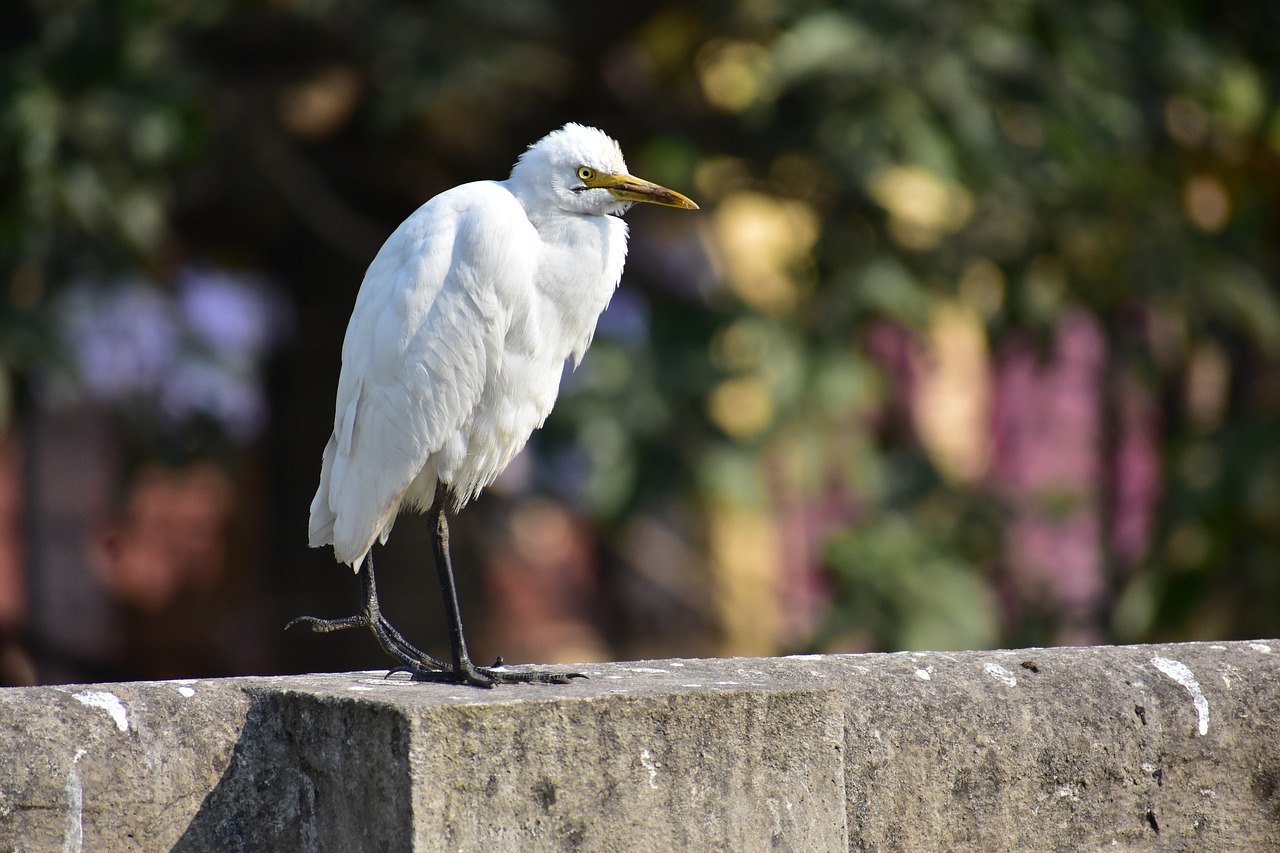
[292,123,697,687]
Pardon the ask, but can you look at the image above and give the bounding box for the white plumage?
[298,124,695,686]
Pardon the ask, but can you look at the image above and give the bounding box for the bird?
[291,123,698,687]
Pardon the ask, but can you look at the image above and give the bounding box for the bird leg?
[410,484,585,688]
[287,553,450,674]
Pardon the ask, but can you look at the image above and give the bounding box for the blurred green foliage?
[3,0,1279,660]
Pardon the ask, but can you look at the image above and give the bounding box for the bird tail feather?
[308,434,339,551]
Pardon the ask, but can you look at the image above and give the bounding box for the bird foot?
[404,657,587,688]
[286,612,449,672]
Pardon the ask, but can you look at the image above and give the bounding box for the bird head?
[510,123,698,218]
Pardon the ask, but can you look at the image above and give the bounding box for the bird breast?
[441,209,628,502]
[527,212,629,365]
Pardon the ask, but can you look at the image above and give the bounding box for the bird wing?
[309,181,539,567]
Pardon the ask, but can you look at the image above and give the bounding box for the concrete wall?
[1,640,1277,851]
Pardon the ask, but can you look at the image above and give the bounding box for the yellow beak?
[591,172,699,210]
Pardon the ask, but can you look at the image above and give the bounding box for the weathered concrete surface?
[1,640,1277,851]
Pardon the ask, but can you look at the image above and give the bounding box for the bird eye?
[577,166,595,182]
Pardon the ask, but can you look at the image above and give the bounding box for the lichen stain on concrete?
[764,796,794,837]
[169,679,198,697]
[1249,643,1273,654]
[640,749,660,789]
[62,748,87,853]
[72,690,129,732]
[1151,656,1210,736]
[983,662,1017,687]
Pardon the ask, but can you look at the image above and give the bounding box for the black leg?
[411,483,585,688]
[287,553,449,674]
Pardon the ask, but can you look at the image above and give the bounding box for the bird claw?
[409,660,587,688]
[287,611,585,687]
[287,610,450,672]
[286,613,363,633]
[385,662,445,679]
